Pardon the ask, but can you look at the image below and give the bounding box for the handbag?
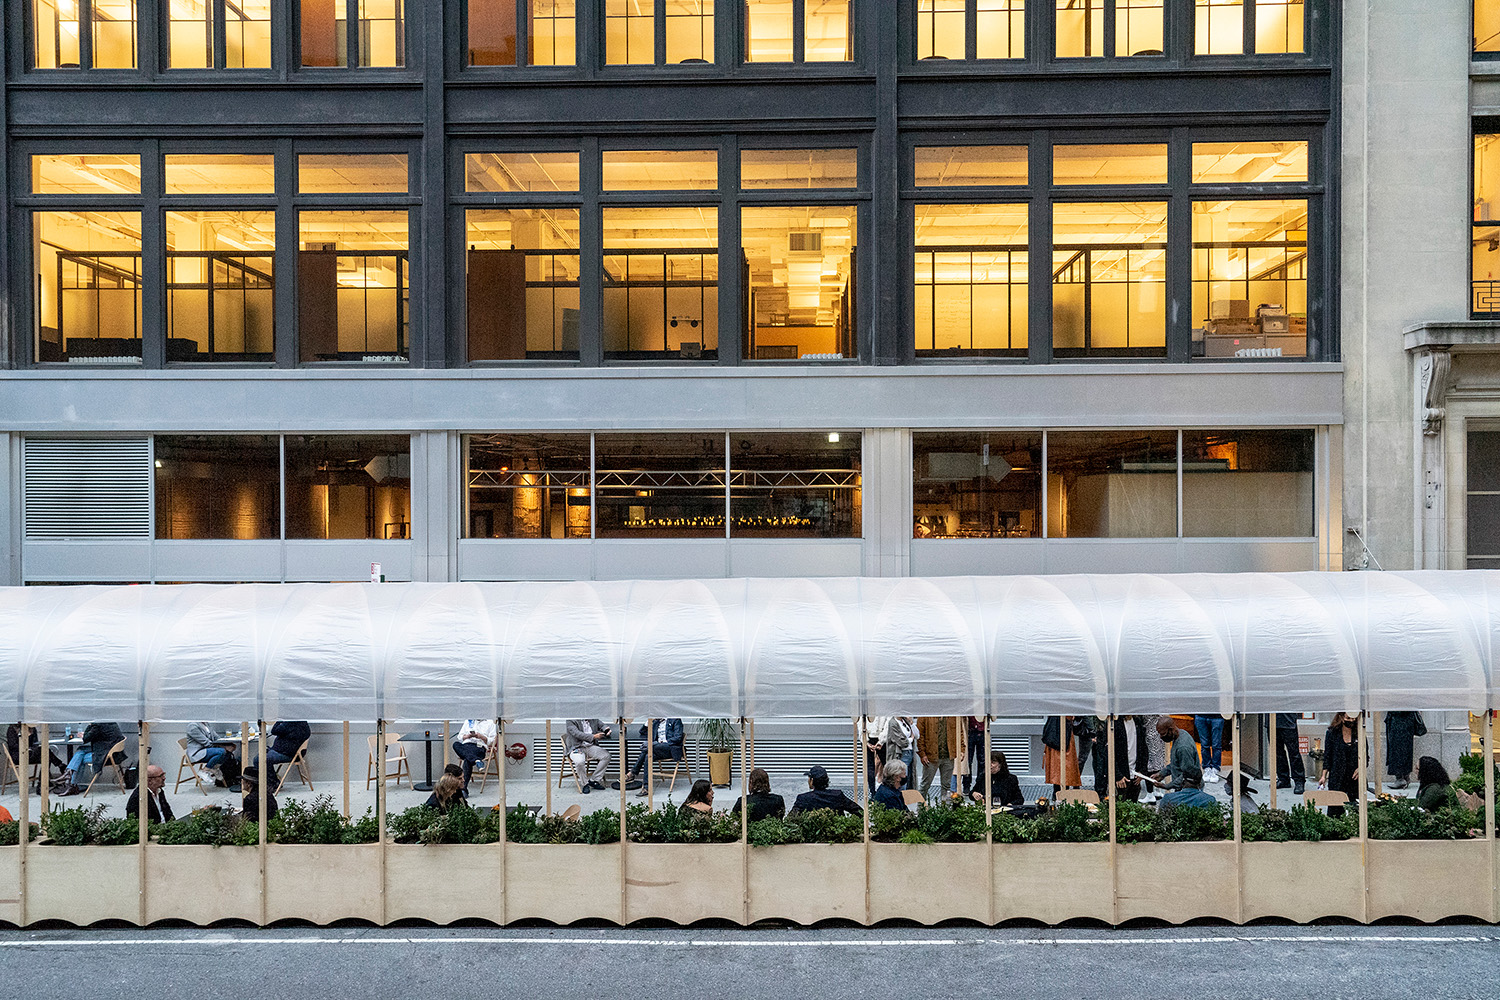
[1042,717,1060,751]
[1413,713,1427,738]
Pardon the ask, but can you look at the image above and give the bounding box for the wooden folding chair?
[1304,789,1349,811]
[173,737,213,795]
[561,803,582,822]
[366,733,410,790]
[1055,789,1100,805]
[0,741,39,796]
[901,790,925,808]
[661,754,694,796]
[274,739,314,795]
[82,739,127,796]
[472,741,500,793]
[557,748,585,792]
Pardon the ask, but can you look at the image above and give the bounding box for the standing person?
[1106,716,1149,803]
[1193,713,1225,782]
[125,764,175,823]
[184,721,241,793]
[1042,716,1081,795]
[729,767,786,822]
[865,716,889,793]
[884,716,916,790]
[564,718,612,794]
[1384,711,1425,789]
[451,719,497,791]
[1274,712,1307,795]
[1151,716,1202,791]
[915,716,966,799]
[1319,712,1361,817]
[962,717,986,795]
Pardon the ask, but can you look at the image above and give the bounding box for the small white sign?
[370,562,383,584]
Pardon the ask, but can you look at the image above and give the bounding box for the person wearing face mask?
[1318,712,1361,817]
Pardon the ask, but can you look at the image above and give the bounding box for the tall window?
[1192,200,1308,359]
[744,0,852,62]
[603,207,719,360]
[1469,430,1500,568]
[1057,0,1163,58]
[1052,202,1167,358]
[166,211,277,362]
[606,0,715,65]
[301,0,406,67]
[1254,0,1302,53]
[918,0,1024,60]
[742,206,857,361]
[33,0,137,68]
[467,0,577,66]
[284,435,411,539]
[1476,134,1500,318]
[168,0,273,68]
[914,204,1029,358]
[34,211,144,363]
[467,208,581,361]
[1481,0,1500,53]
[1194,0,1242,54]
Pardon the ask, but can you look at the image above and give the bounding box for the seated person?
[240,765,279,823]
[125,764,175,823]
[184,721,241,792]
[788,765,861,817]
[451,719,497,790]
[424,773,468,815]
[1416,755,1454,811]
[1158,773,1217,811]
[872,760,910,811]
[442,763,470,800]
[564,718,612,794]
[729,767,786,822]
[614,718,684,796]
[6,723,66,791]
[970,750,1025,807]
[57,722,126,797]
[1151,717,1203,791]
[266,720,310,776]
[681,779,715,813]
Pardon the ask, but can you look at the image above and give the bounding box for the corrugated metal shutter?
[24,437,152,539]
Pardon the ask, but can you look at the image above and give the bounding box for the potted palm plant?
[697,719,736,787]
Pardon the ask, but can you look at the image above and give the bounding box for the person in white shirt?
[451,719,497,790]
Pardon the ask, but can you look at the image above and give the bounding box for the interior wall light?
[827,432,840,443]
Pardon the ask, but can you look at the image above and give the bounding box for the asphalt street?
[0,924,1497,999]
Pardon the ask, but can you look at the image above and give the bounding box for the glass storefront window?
[729,432,861,537]
[1192,199,1308,359]
[155,435,281,539]
[914,146,1028,187]
[466,434,591,538]
[1047,431,1178,538]
[466,152,581,192]
[34,210,143,363]
[1181,429,1313,537]
[1051,202,1167,358]
[298,153,409,194]
[741,149,857,189]
[166,211,276,362]
[297,211,410,362]
[603,207,719,360]
[1053,144,1169,186]
[34,0,82,69]
[284,435,411,539]
[1475,135,1500,318]
[602,150,718,191]
[1254,0,1302,53]
[466,208,581,361]
[164,154,277,194]
[1195,0,1243,55]
[594,433,727,537]
[32,154,142,195]
[1481,0,1500,53]
[914,203,1028,357]
[741,206,856,360]
[913,432,1041,538]
[301,0,405,67]
[1191,141,1308,184]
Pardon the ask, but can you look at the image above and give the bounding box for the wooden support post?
[646,718,654,812]
[498,719,508,927]
[377,718,388,927]
[545,720,553,817]
[342,722,350,819]
[1231,713,1243,925]
[1268,714,1278,812]
[1107,715,1118,926]
[138,720,149,927]
[38,723,48,818]
[739,718,749,927]
[984,716,994,926]
[858,716,870,926]
[1356,712,1369,923]
[443,720,451,771]
[618,718,627,926]
[258,718,268,927]
[1487,713,1496,923]
[17,724,28,927]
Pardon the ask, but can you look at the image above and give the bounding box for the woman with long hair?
[1415,755,1454,811]
[682,778,714,813]
[1319,712,1361,816]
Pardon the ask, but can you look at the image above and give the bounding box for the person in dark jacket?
[125,765,175,823]
[266,720,310,777]
[1273,712,1306,794]
[1093,716,1149,802]
[971,750,1025,807]
[1384,712,1424,789]
[729,767,786,822]
[1319,713,1361,817]
[423,773,468,814]
[240,765,279,823]
[788,765,861,816]
[6,723,66,791]
[614,718,685,795]
[57,722,125,796]
[872,761,910,811]
[1415,756,1454,811]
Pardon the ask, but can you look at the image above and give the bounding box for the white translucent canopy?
[0,572,1494,724]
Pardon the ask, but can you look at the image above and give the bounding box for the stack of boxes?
[1198,301,1306,358]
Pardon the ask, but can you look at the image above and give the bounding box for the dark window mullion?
[79,0,95,70]
[655,0,668,65]
[517,0,530,66]
[140,139,165,368]
[792,0,806,62]
[1028,132,1052,363]
[1243,0,1256,54]
[1102,0,1116,58]
[965,0,977,60]
[346,0,360,67]
[213,0,229,67]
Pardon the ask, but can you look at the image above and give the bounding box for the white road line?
[0,934,1494,949]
